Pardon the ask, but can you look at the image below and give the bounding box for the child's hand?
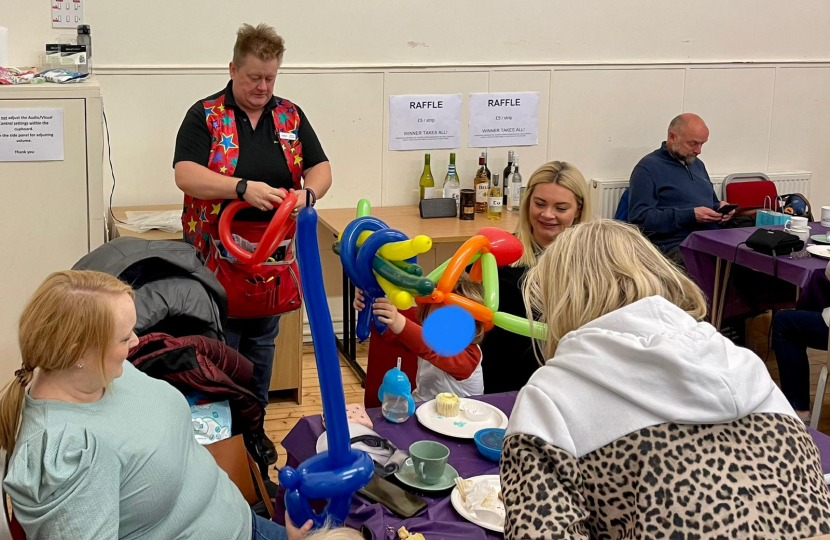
[285,512,313,540]
[373,298,406,334]
[353,288,366,311]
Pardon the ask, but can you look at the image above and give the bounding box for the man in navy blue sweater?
[628,114,734,266]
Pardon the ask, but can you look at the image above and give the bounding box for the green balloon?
[373,256,434,296]
[492,311,547,339]
[390,259,423,276]
[356,199,371,218]
[481,252,499,312]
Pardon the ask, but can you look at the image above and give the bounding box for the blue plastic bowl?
[474,428,506,462]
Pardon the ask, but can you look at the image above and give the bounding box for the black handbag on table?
[745,228,804,256]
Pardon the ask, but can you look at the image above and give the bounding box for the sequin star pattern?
[218,133,238,153]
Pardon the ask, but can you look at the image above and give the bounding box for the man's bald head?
[666,113,709,165]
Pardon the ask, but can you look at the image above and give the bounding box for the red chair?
[363,308,419,409]
[723,172,778,215]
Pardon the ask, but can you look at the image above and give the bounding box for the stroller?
[73,237,278,472]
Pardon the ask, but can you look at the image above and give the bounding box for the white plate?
[807,245,830,259]
[415,398,508,439]
[450,474,505,533]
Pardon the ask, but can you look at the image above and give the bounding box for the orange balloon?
[437,236,490,293]
[415,290,444,304]
[468,260,483,283]
[443,293,493,322]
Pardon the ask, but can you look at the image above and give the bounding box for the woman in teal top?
[0,270,311,540]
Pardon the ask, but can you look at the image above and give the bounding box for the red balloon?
[476,227,523,266]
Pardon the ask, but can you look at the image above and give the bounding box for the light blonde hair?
[418,275,486,345]
[522,220,707,360]
[306,527,364,540]
[233,23,286,66]
[0,271,133,454]
[513,161,591,267]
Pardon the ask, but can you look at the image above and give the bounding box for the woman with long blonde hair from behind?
[0,270,322,540]
[479,160,591,393]
[500,220,830,540]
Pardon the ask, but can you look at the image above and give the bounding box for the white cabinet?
[0,80,104,379]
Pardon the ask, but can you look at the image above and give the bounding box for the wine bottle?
[508,155,523,212]
[474,155,489,213]
[502,150,514,206]
[419,154,435,200]
[487,173,503,220]
[443,152,461,212]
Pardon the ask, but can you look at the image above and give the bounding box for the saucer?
[394,458,459,492]
[811,234,830,245]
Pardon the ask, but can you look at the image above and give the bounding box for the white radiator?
[590,171,812,219]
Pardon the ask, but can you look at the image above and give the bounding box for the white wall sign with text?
[468,92,539,148]
[389,94,461,151]
[0,108,64,161]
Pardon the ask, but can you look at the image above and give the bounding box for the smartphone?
[717,203,739,215]
[357,475,428,519]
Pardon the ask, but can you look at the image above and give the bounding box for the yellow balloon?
[378,235,433,261]
[375,273,414,310]
[337,230,372,246]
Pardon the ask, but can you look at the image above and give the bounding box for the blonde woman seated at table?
[501,220,830,540]
[0,270,358,540]
[480,161,591,394]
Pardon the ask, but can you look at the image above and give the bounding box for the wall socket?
[52,0,84,29]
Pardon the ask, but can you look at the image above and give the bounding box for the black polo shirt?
[173,81,328,220]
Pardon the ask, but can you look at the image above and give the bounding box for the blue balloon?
[422,305,476,357]
[340,217,388,340]
[280,207,374,529]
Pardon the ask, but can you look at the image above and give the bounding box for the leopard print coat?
[501,413,830,540]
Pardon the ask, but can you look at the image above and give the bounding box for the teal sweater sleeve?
[5,424,121,540]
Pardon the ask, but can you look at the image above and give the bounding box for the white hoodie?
[507,295,796,459]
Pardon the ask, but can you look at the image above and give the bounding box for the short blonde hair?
[522,220,707,360]
[233,23,286,66]
[513,161,591,267]
[418,275,486,345]
[0,271,133,454]
[305,526,364,540]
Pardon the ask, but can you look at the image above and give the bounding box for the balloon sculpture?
[334,199,435,340]
[335,199,547,353]
[278,202,374,528]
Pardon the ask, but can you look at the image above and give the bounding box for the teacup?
[787,216,808,229]
[821,206,830,227]
[409,440,449,485]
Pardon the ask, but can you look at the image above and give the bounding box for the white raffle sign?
[468,92,539,148]
[0,108,64,161]
[388,94,462,151]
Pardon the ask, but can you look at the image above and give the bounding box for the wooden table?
[316,206,521,380]
[110,205,304,403]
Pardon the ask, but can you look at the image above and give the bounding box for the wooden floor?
[265,313,830,482]
[265,342,368,481]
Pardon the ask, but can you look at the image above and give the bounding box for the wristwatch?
[235,179,248,201]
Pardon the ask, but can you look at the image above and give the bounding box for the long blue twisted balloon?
[279,206,374,528]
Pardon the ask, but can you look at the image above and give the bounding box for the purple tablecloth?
[680,223,830,317]
[277,391,830,539]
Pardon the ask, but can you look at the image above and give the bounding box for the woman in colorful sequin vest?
[173,23,332,475]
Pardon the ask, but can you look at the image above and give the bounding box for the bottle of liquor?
[474,155,489,213]
[502,150,514,206]
[508,155,523,212]
[482,150,492,181]
[419,154,435,200]
[487,173,503,220]
[443,153,460,211]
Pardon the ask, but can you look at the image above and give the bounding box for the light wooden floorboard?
[266,314,830,483]
[266,343,367,481]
